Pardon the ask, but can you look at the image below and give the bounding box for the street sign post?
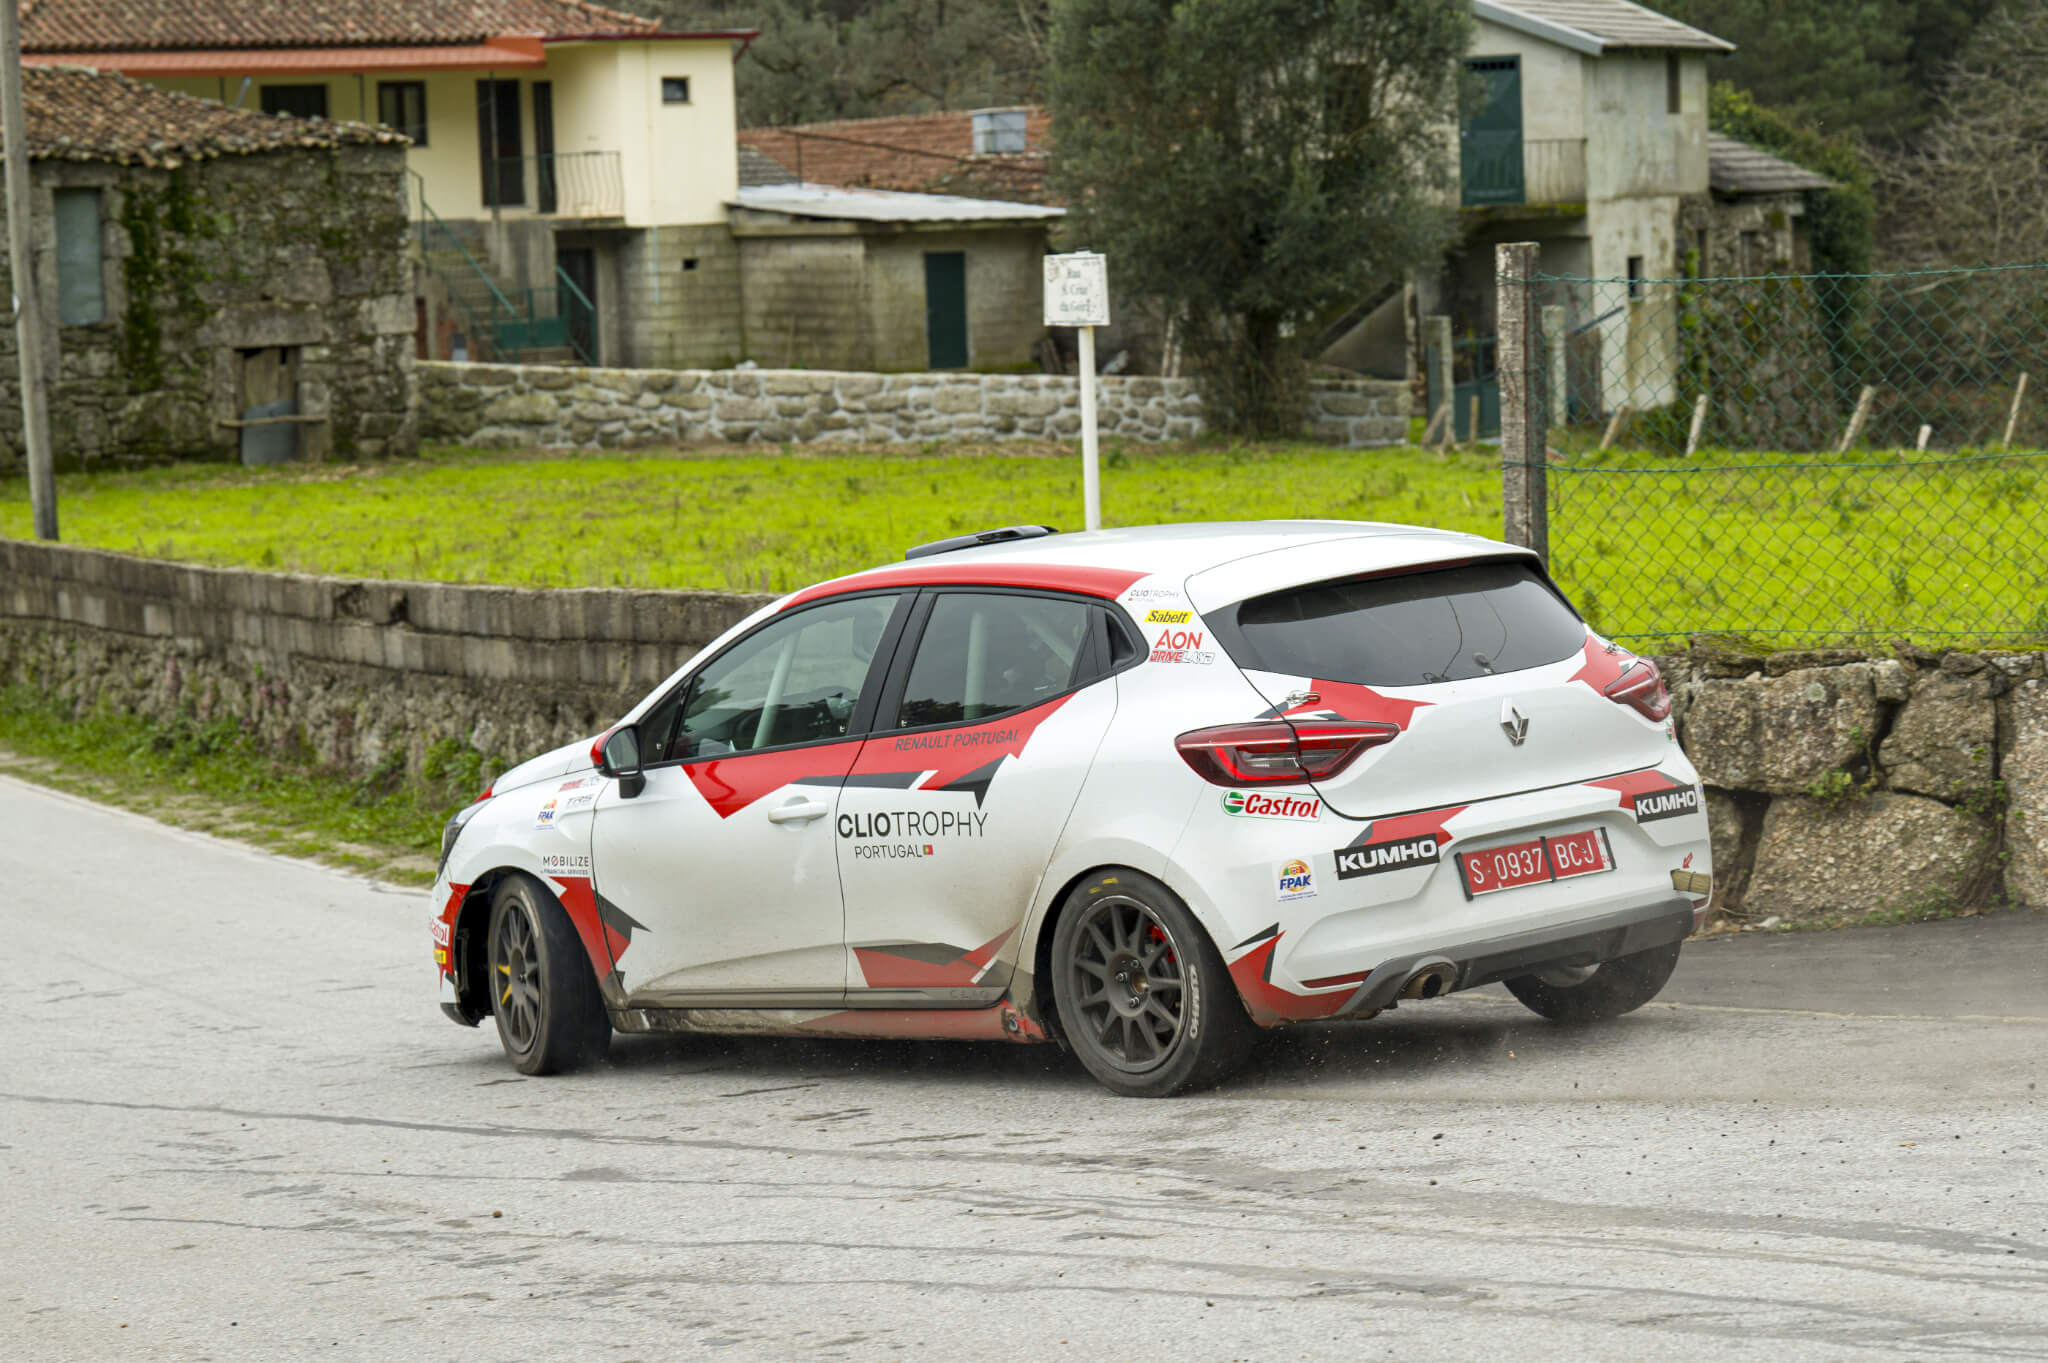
[1044,252,1110,531]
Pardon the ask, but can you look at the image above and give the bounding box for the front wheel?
[1050,869,1253,1097]
[487,874,611,1075]
[1502,940,1682,1023]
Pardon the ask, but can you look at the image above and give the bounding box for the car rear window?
[1213,560,1584,687]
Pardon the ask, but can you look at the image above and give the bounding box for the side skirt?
[611,999,1048,1044]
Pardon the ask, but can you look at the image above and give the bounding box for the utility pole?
[1,2,55,539]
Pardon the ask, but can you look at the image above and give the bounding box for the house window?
[1627,255,1645,299]
[377,81,428,144]
[55,189,107,326]
[1666,55,1681,115]
[971,109,1028,155]
[661,77,691,104]
[260,84,329,119]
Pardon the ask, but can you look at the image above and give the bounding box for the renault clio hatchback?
[433,522,1712,1097]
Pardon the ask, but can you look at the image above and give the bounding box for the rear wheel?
[487,874,610,1075]
[1050,869,1253,1097]
[1502,940,1682,1023]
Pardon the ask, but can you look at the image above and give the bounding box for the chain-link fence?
[1498,259,2048,649]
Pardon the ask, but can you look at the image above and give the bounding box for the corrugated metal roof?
[1475,0,1733,54]
[1708,133,1836,194]
[732,183,1064,224]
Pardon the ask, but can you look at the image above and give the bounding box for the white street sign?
[1043,252,1110,328]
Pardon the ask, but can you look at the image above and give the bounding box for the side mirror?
[596,725,646,799]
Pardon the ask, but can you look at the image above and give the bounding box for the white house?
[1329,0,1826,427]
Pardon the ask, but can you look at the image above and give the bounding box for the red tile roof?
[737,107,1056,205]
[18,65,409,165]
[20,0,660,53]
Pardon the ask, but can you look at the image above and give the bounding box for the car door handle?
[765,799,831,824]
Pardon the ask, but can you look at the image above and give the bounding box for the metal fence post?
[1497,242,1548,564]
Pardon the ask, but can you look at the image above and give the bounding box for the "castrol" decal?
[1334,834,1442,879]
[1632,786,1703,822]
[1221,790,1322,821]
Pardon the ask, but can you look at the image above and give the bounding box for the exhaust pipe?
[1396,956,1460,1001]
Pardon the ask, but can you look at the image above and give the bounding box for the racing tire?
[1502,940,1683,1023]
[1050,869,1254,1098]
[486,873,611,1075]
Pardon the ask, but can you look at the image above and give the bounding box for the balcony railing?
[1460,136,1588,209]
[481,151,624,218]
[1524,138,1587,205]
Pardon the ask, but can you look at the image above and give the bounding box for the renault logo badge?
[1501,700,1530,746]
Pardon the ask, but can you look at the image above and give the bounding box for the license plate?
[1458,828,1613,897]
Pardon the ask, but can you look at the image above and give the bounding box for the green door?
[1461,58,1524,207]
[925,252,968,370]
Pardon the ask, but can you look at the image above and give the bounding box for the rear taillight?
[1603,659,1672,722]
[1175,719,1400,786]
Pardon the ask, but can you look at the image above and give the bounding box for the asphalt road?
[3,774,2044,1363]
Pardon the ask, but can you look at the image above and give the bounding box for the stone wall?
[418,361,1410,449]
[1661,645,2045,919]
[9,145,418,469]
[0,538,771,785]
[2,535,2033,915]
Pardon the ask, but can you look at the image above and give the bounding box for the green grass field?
[2,439,2043,645]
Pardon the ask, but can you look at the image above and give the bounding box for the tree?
[1881,0,2048,266]
[650,0,1049,126]
[1654,0,1996,143]
[1709,85,1875,278]
[1047,0,1470,437]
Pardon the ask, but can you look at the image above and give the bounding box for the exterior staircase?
[412,177,590,366]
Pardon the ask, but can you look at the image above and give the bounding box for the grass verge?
[0,686,448,885]
[3,437,2043,645]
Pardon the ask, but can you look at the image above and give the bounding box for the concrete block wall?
[738,238,871,371]
[619,225,745,371]
[418,361,1410,450]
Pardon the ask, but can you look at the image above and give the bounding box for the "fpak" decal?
[1277,858,1318,902]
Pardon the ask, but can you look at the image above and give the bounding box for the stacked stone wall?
[1661,646,2046,919]
[0,536,2037,915]
[418,361,1409,450]
[0,539,770,784]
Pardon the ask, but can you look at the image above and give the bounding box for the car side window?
[895,592,1096,729]
[670,594,899,761]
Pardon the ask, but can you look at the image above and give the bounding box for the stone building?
[7,66,416,468]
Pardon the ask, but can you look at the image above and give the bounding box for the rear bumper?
[1335,895,1694,1017]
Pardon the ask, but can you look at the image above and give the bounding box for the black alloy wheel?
[486,874,611,1075]
[1050,869,1254,1097]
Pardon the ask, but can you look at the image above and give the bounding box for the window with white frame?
[971,108,1028,155]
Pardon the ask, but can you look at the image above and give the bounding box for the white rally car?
[433,521,1712,1097]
